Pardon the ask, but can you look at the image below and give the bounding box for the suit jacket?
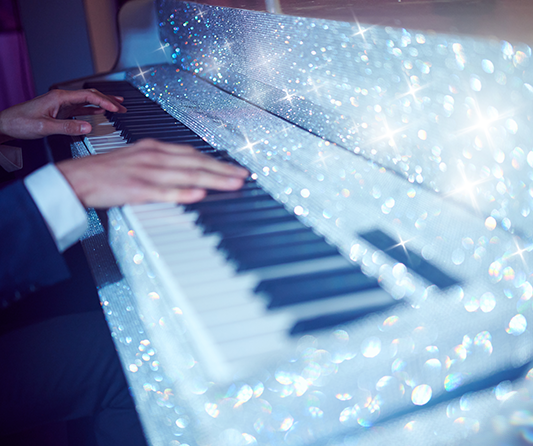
[0,179,70,308]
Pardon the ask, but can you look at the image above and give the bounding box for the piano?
[58,0,533,444]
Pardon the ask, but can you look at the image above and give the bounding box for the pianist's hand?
[56,139,249,207]
[0,89,126,144]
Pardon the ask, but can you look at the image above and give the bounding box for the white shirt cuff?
[24,164,88,252]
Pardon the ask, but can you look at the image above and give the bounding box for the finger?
[42,117,92,136]
[68,106,108,117]
[139,165,246,191]
[131,139,249,177]
[58,89,127,115]
[156,151,249,178]
[136,186,207,204]
[84,89,127,113]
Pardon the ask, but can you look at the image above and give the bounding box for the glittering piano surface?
[100,1,533,445]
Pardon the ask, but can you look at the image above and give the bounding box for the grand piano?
[59,0,533,444]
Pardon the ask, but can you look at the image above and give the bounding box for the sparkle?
[392,234,415,261]
[153,42,170,54]
[503,238,533,270]
[235,135,261,159]
[349,13,371,43]
[195,5,207,19]
[281,88,297,105]
[442,162,490,214]
[394,74,431,105]
[133,64,151,83]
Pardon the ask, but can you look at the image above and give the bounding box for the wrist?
[0,112,13,144]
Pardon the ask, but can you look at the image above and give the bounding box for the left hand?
[0,89,127,144]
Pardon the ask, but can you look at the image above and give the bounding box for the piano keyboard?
[80,81,398,378]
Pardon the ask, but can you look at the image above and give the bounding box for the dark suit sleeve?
[0,180,70,307]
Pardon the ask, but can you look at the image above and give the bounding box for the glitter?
[470,76,482,92]
[424,358,441,371]
[253,382,264,398]
[404,421,416,431]
[275,370,292,385]
[507,314,527,335]
[333,329,349,341]
[175,418,188,428]
[452,249,465,265]
[133,253,144,264]
[411,385,432,405]
[279,416,294,431]
[485,217,497,231]
[503,266,515,281]
[482,59,495,73]
[294,205,304,215]
[308,406,324,418]
[444,373,464,392]
[480,292,496,312]
[383,315,399,327]
[506,119,519,135]
[148,292,160,300]
[301,188,310,198]
[205,403,219,418]
[234,385,253,408]
[361,337,382,358]
[376,376,393,390]
[336,393,353,401]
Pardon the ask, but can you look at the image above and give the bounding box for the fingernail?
[80,123,91,133]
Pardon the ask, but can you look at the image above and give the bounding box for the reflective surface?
[81,0,533,444]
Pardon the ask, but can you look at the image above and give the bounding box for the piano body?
[59,0,533,444]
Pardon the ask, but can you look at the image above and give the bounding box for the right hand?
[56,139,249,208]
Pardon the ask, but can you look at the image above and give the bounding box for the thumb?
[43,118,91,136]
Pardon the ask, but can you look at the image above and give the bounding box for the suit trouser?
[0,310,148,446]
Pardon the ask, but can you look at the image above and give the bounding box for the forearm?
[0,180,71,304]
[0,109,14,144]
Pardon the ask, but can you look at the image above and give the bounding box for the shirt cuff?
[24,164,88,252]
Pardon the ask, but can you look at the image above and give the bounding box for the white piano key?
[90,100,397,380]
[191,289,258,312]
[219,331,290,362]
[184,275,258,300]
[208,313,293,343]
[275,288,396,322]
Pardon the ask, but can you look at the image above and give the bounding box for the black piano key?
[125,130,196,142]
[114,117,180,130]
[290,302,399,334]
[128,132,202,142]
[184,193,272,213]
[111,110,171,118]
[200,188,269,202]
[199,209,297,235]
[359,229,459,289]
[217,228,320,252]
[191,196,282,215]
[87,81,397,332]
[256,266,379,308]
[120,123,191,134]
[111,114,177,122]
[212,219,306,238]
[231,239,340,271]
